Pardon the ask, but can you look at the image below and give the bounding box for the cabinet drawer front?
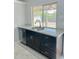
[40,48,56,59]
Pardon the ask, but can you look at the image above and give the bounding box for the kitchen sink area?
[32,27,45,31]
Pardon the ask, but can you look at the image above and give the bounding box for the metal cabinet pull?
[30,36,33,39]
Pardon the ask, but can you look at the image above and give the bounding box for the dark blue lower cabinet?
[39,36,56,59]
[19,28,56,59]
[29,36,41,50]
[40,48,56,59]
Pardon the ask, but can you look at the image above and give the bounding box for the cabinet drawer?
[40,48,56,59]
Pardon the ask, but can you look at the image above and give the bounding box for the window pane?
[32,6,42,27]
[43,3,56,28]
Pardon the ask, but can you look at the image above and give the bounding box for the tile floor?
[14,41,48,59]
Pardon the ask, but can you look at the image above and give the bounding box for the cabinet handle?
[23,30,25,32]
[45,43,48,46]
[30,36,33,39]
[45,37,49,39]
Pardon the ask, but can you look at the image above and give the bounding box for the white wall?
[14,1,27,28]
[27,0,57,6]
[24,3,32,25]
[57,0,64,32]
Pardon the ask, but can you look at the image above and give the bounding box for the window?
[32,6,42,27]
[32,3,56,28]
[43,3,56,28]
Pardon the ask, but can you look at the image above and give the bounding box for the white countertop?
[18,25,56,37]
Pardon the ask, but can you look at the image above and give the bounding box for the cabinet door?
[18,28,27,44]
[25,30,31,45]
[48,36,56,51]
[21,28,27,44]
[40,36,56,50]
[40,35,56,58]
[18,28,22,41]
[24,30,41,51]
[29,31,41,51]
[31,36,41,50]
[48,37,56,59]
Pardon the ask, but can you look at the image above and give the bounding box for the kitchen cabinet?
[18,28,56,59]
[27,31,41,51]
[39,36,56,59]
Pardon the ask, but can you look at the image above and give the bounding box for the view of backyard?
[32,3,56,28]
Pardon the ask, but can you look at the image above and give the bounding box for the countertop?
[18,25,56,37]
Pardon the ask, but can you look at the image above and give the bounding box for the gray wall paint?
[14,1,28,28]
[25,4,32,25]
[57,0,64,31]
[27,0,57,6]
